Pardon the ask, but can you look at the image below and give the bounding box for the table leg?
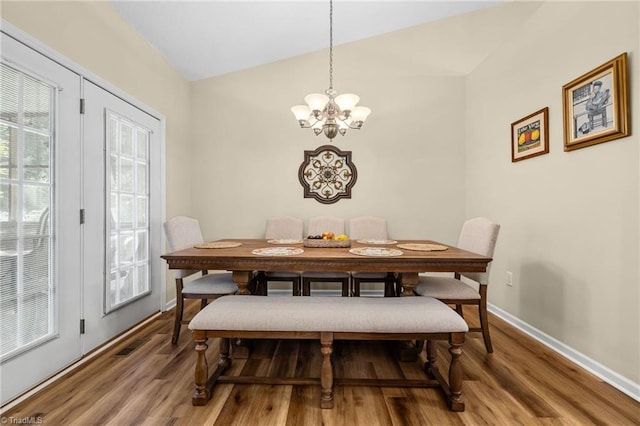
[395,272,420,361]
[231,270,253,358]
[398,272,418,296]
[233,270,253,295]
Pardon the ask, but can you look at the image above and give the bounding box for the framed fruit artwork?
[511,107,549,162]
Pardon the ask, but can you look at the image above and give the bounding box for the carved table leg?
[320,332,334,409]
[233,270,253,295]
[398,272,418,296]
[192,331,210,406]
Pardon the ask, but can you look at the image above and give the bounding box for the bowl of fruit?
[303,232,351,248]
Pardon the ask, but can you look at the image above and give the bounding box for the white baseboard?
[488,303,640,402]
[164,297,176,312]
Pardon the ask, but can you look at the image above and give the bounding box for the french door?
[81,81,162,353]
[0,33,82,405]
[1,31,164,404]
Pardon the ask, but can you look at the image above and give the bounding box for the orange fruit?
[531,129,540,141]
[518,132,526,145]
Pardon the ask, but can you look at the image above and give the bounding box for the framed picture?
[562,53,629,151]
[511,107,549,162]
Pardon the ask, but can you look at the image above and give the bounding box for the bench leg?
[320,332,334,409]
[192,332,210,406]
[448,333,464,412]
[424,333,465,412]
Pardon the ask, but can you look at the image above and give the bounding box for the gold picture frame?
[562,53,629,151]
[511,107,549,162]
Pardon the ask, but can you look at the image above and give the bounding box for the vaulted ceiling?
[109,1,504,81]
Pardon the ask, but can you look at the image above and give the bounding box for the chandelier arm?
[333,116,362,131]
[301,115,323,129]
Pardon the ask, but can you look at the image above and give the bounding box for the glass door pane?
[0,63,55,360]
[106,111,150,312]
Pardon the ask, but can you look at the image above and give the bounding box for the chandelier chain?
[329,0,333,90]
[290,0,370,139]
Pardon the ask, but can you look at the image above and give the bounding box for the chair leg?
[293,277,301,296]
[172,297,184,344]
[455,304,464,317]
[384,273,396,297]
[352,278,360,297]
[200,299,208,309]
[395,273,403,296]
[253,271,267,295]
[341,278,350,297]
[479,288,493,353]
[172,279,185,344]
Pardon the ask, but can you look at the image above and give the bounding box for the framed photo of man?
[562,53,629,151]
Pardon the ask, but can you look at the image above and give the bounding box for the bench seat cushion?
[188,296,468,333]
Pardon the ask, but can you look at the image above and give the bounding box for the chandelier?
[291,0,371,141]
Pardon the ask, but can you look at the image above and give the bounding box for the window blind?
[0,63,56,360]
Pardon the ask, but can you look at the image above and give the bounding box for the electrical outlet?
[506,272,513,287]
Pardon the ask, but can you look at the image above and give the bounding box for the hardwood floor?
[4,300,639,425]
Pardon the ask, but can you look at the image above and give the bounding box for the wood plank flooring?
[4,300,639,425]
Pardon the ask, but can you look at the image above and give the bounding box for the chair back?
[348,216,388,240]
[265,216,304,240]
[163,216,205,279]
[307,216,344,236]
[457,217,500,285]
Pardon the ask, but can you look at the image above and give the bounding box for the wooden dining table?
[161,238,492,296]
[162,238,492,360]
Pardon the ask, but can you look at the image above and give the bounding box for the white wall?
[188,1,526,243]
[466,1,639,383]
[190,58,467,242]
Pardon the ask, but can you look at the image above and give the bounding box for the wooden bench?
[188,295,469,411]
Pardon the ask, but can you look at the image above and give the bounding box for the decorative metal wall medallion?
[298,145,357,204]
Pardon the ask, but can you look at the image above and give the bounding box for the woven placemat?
[252,247,304,256]
[396,243,448,252]
[194,241,242,249]
[349,247,403,257]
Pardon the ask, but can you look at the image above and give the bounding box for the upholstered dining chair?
[163,216,238,344]
[256,216,304,295]
[349,216,396,297]
[301,216,350,296]
[413,217,500,352]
